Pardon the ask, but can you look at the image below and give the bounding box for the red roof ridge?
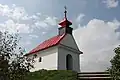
[28,33,66,55]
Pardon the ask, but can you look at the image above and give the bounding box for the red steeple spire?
[59,6,72,27]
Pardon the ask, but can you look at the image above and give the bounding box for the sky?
[0,0,120,72]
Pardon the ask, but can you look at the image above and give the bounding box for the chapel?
[26,7,83,72]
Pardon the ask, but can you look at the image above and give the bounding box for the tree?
[108,45,120,80]
[0,31,34,80]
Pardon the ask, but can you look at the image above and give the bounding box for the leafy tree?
[0,31,34,80]
[108,45,120,80]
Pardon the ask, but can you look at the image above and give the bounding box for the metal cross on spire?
[64,6,67,19]
[59,6,72,27]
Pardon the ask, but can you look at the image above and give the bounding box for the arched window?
[33,54,37,58]
[66,54,73,70]
[39,57,42,62]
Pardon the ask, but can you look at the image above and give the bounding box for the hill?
[25,69,77,80]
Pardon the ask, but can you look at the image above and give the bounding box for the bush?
[25,69,77,80]
[107,45,120,80]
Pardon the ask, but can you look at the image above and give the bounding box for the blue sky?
[0,0,120,72]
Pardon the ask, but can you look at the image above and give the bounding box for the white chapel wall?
[58,46,80,72]
[30,47,58,72]
[60,34,80,51]
[57,33,80,72]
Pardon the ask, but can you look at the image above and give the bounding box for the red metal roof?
[28,34,66,55]
[59,18,72,27]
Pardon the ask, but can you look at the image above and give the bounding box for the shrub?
[25,69,77,80]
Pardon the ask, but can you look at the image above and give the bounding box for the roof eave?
[59,44,83,55]
[25,44,60,56]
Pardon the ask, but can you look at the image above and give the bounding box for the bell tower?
[58,6,73,35]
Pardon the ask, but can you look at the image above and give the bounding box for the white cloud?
[34,16,57,30]
[0,4,27,21]
[29,35,39,38]
[0,4,32,33]
[42,31,47,35]
[44,17,57,26]
[103,0,119,8]
[0,3,59,53]
[36,13,41,16]
[0,4,58,34]
[0,19,31,33]
[35,21,49,29]
[11,7,27,21]
[76,13,85,23]
[25,41,32,45]
[73,19,120,71]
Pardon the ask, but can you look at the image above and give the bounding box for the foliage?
[0,31,34,80]
[107,45,120,80]
[25,69,77,80]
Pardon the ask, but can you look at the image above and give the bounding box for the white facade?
[58,34,81,72]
